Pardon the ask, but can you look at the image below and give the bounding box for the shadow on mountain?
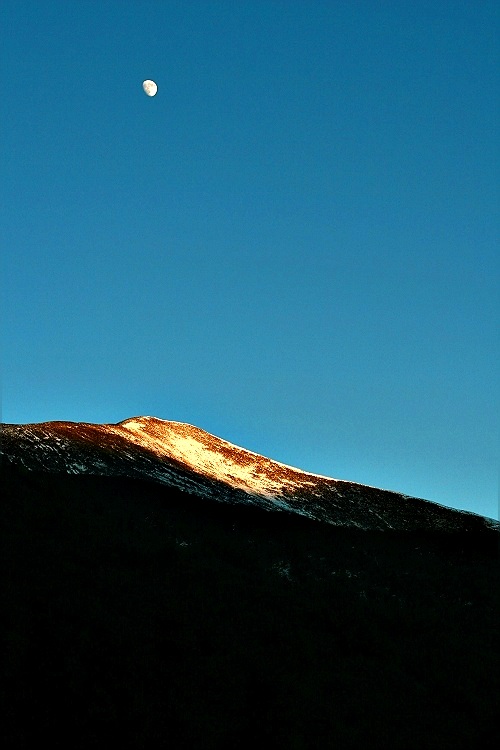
[1,461,499,749]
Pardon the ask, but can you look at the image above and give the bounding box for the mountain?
[2,416,498,533]
[1,417,499,749]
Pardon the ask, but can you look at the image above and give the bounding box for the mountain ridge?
[2,415,498,533]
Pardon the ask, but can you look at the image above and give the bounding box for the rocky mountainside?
[2,416,498,533]
[1,417,499,749]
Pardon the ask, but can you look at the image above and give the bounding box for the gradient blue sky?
[2,1,498,519]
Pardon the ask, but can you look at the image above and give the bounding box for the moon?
[142,80,158,97]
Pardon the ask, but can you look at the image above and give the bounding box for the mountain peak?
[2,416,498,534]
[115,415,328,499]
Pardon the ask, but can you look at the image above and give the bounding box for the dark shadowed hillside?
[1,458,499,749]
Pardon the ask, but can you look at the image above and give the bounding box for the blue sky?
[2,1,498,519]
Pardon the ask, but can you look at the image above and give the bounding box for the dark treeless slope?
[1,418,499,749]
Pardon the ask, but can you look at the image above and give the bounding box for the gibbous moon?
[142,80,158,97]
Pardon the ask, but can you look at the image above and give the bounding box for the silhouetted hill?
[1,455,499,749]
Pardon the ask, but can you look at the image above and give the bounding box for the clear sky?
[2,1,498,519]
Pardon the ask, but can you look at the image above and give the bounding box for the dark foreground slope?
[1,461,499,750]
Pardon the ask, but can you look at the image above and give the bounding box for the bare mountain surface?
[1,416,497,533]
